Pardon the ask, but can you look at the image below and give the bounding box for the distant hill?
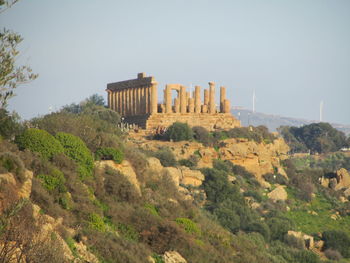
[231,108,350,135]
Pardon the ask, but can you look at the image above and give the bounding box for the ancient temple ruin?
[106,73,240,131]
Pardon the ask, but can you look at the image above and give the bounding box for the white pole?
[320,100,324,122]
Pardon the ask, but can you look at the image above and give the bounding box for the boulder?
[335,168,350,190]
[179,167,204,187]
[18,170,33,199]
[147,157,163,172]
[164,167,182,187]
[0,172,16,185]
[96,160,141,196]
[164,251,187,263]
[267,185,287,202]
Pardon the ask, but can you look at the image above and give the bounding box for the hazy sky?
[2,0,350,124]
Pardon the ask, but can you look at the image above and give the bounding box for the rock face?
[163,251,187,263]
[319,168,350,199]
[147,158,205,187]
[268,185,287,202]
[139,137,289,186]
[96,160,141,196]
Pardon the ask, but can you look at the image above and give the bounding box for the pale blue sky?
[2,0,350,124]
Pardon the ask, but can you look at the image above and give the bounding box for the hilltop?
[232,108,350,136]
[1,96,350,263]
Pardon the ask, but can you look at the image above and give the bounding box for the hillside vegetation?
[1,95,350,263]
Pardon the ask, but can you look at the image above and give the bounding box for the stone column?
[204,89,209,105]
[220,86,226,113]
[165,85,172,113]
[114,91,119,111]
[107,90,111,109]
[180,86,187,114]
[110,92,114,110]
[151,83,158,114]
[209,82,215,114]
[174,98,180,113]
[125,89,129,116]
[194,85,201,113]
[188,98,194,113]
[118,91,122,114]
[121,89,125,116]
[224,99,230,113]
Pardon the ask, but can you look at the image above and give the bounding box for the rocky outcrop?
[219,138,289,186]
[335,168,350,190]
[148,158,205,188]
[268,185,287,202]
[96,160,141,196]
[163,251,187,263]
[138,137,289,187]
[287,231,314,249]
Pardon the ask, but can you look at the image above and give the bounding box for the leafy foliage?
[0,109,22,139]
[15,128,64,160]
[175,218,201,235]
[95,147,123,163]
[322,230,350,258]
[0,27,38,108]
[225,125,276,144]
[55,132,94,179]
[153,147,177,167]
[279,123,349,153]
[164,122,193,142]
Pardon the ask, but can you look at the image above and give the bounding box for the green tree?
[164,122,193,142]
[0,1,38,108]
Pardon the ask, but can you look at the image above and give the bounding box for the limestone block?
[147,157,163,172]
[164,251,187,263]
[335,168,350,190]
[180,167,205,186]
[164,167,182,187]
[96,160,141,196]
[267,185,287,202]
[18,170,33,199]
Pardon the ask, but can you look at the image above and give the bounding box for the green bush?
[164,122,193,142]
[117,223,139,241]
[153,147,177,167]
[15,128,64,160]
[178,155,198,168]
[0,109,23,139]
[95,147,123,163]
[322,230,350,258]
[262,173,288,185]
[88,213,106,232]
[175,217,201,235]
[55,132,94,179]
[192,126,211,146]
[38,168,66,193]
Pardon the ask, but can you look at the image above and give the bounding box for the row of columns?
[162,82,230,114]
[107,83,158,117]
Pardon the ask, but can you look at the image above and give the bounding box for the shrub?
[178,155,198,169]
[153,147,177,167]
[175,217,201,236]
[245,222,270,241]
[324,249,343,261]
[95,147,123,163]
[55,132,94,179]
[192,126,211,146]
[293,250,320,263]
[88,213,106,232]
[322,230,350,258]
[0,109,23,140]
[164,122,193,142]
[262,173,288,185]
[117,223,139,241]
[37,168,66,193]
[0,152,25,183]
[15,128,64,160]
